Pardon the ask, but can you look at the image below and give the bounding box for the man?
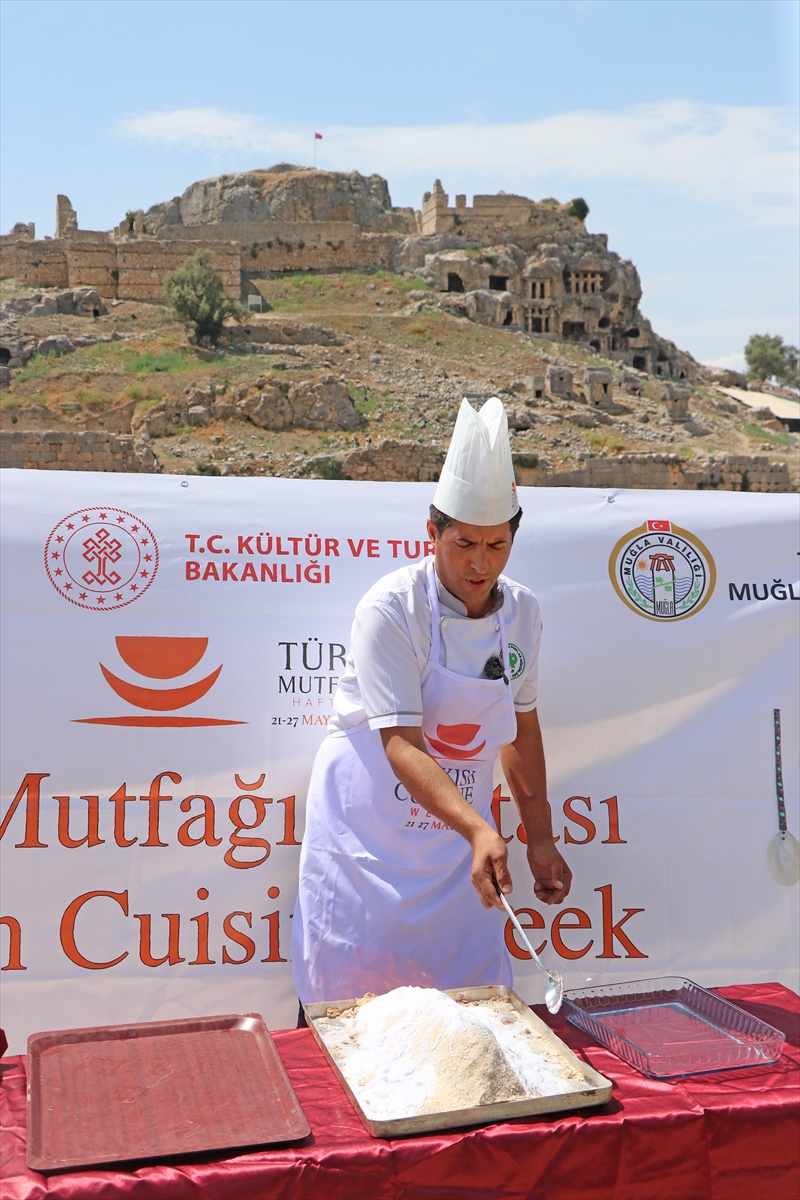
[292,397,571,1006]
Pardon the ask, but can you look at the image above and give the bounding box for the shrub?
[568,197,590,221]
[744,422,790,446]
[163,249,244,346]
[127,349,190,374]
[318,458,344,480]
[78,387,110,411]
[744,334,799,388]
[397,276,428,293]
[13,353,57,382]
[124,383,163,403]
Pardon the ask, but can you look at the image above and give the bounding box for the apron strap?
[498,587,510,684]
[426,559,509,681]
[424,559,442,666]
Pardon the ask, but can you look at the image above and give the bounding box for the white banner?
[0,470,797,1054]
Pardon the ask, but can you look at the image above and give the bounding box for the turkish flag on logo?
[647,520,671,532]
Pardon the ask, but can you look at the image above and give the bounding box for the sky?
[1,0,798,369]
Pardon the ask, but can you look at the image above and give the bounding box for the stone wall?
[1,238,241,302]
[2,240,69,288]
[0,429,158,472]
[339,440,791,493]
[2,428,791,492]
[115,241,241,301]
[420,180,584,248]
[240,228,397,274]
[342,439,445,482]
[162,218,355,244]
[67,242,120,294]
[514,452,791,492]
[1,227,399,301]
[55,195,78,239]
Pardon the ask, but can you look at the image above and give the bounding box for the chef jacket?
[329,558,541,734]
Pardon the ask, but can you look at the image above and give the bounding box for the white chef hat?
[432,397,519,525]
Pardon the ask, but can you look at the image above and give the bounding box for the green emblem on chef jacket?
[508,643,526,680]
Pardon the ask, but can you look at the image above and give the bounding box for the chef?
[292,397,572,1007]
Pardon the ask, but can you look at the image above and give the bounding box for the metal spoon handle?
[774,709,787,833]
[497,889,551,979]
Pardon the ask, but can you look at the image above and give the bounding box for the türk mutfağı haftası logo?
[609,520,716,621]
[45,507,158,610]
[74,636,244,728]
[425,723,486,761]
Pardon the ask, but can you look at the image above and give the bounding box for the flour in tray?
[315,986,586,1121]
[461,996,586,1099]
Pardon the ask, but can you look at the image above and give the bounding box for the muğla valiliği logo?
[608,520,716,621]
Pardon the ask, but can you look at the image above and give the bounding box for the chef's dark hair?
[429,504,522,539]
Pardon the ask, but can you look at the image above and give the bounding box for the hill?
[1,270,795,491]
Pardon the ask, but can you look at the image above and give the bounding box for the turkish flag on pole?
[315,132,323,139]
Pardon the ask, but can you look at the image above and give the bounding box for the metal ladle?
[496,888,564,1013]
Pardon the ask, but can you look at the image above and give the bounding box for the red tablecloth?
[1,983,798,1200]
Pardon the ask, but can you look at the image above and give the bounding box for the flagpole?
[314,134,316,169]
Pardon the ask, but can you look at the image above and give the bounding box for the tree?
[163,249,243,346]
[744,334,799,388]
[568,197,589,221]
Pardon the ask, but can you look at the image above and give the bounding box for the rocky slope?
[1,272,796,489]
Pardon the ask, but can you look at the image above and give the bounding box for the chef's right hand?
[470,824,512,910]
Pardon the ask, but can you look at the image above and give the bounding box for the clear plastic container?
[563,976,785,1079]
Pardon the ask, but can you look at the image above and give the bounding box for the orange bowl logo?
[45,507,158,610]
[74,636,244,727]
[425,723,486,760]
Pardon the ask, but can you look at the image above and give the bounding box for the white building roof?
[717,387,800,422]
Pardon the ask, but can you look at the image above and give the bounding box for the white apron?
[292,560,518,1003]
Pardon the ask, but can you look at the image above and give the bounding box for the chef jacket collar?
[435,568,504,618]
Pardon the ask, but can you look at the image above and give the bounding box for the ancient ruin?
[1,166,695,380]
[2,165,794,494]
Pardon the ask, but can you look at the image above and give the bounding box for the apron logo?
[609,520,716,621]
[73,636,245,728]
[507,642,526,680]
[424,722,486,760]
[44,507,159,610]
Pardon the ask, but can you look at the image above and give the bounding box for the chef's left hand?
[527,839,572,905]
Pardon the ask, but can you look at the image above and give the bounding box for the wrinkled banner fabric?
[0,470,797,1052]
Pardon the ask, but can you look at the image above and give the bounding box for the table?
[1,983,798,1200]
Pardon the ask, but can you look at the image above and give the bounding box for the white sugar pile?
[316,986,584,1121]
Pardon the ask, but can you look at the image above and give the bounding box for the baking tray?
[304,984,612,1138]
[563,976,786,1079]
[27,1013,310,1172]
